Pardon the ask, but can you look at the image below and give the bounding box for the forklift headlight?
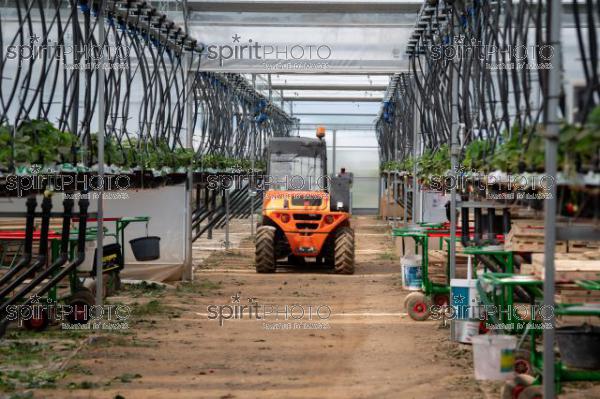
[280,213,290,223]
[324,215,334,224]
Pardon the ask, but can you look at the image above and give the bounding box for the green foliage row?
[418,144,451,179]
[0,120,75,166]
[383,106,600,176]
[380,157,414,173]
[0,120,266,171]
[462,111,600,173]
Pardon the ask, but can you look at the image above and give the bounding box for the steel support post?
[95,7,105,308]
[543,0,562,396]
[224,188,230,250]
[412,77,420,224]
[250,77,257,237]
[403,175,408,224]
[449,31,460,281]
[377,175,382,218]
[208,190,215,239]
[393,127,398,227]
[387,173,392,220]
[183,54,194,281]
[195,185,201,236]
[332,129,337,174]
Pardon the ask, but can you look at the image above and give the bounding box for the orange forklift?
[255,127,355,274]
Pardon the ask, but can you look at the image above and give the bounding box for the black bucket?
[556,324,600,370]
[129,236,161,261]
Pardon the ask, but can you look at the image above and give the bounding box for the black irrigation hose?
[377,0,597,168]
[0,1,294,173]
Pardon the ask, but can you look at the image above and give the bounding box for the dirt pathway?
[30,216,485,399]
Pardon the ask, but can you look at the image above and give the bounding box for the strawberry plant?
[14,120,75,166]
[462,139,491,170]
[0,125,12,169]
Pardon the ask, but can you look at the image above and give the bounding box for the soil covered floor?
[3,216,596,398]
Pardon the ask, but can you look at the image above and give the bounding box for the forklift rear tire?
[334,227,355,274]
[67,288,96,324]
[255,226,277,273]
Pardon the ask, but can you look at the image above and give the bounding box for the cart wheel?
[500,378,518,399]
[23,309,49,332]
[514,374,536,387]
[518,385,543,399]
[514,350,533,375]
[406,292,432,321]
[479,319,490,334]
[105,272,122,296]
[501,375,536,399]
[0,319,8,338]
[113,272,122,293]
[67,289,95,324]
[403,291,423,310]
[432,293,449,306]
[103,278,110,298]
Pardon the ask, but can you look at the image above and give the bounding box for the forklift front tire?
[255,226,277,273]
[334,227,355,274]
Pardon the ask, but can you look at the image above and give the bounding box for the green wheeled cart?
[477,272,600,398]
[392,223,450,321]
[68,216,151,299]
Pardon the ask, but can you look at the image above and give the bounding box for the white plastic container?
[451,319,480,344]
[450,278,480,319]
[471,334,517,380]
[450,256,480,320]
[401,255,422,290]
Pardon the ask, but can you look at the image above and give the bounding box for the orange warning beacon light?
[316,126,326,139]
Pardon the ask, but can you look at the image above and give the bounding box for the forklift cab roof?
[268,136,326,158]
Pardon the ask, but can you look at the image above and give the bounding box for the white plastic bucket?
[401,255,422,290]
[451,320,480,344]
[450,278,480,319]
[471,334,517,380]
